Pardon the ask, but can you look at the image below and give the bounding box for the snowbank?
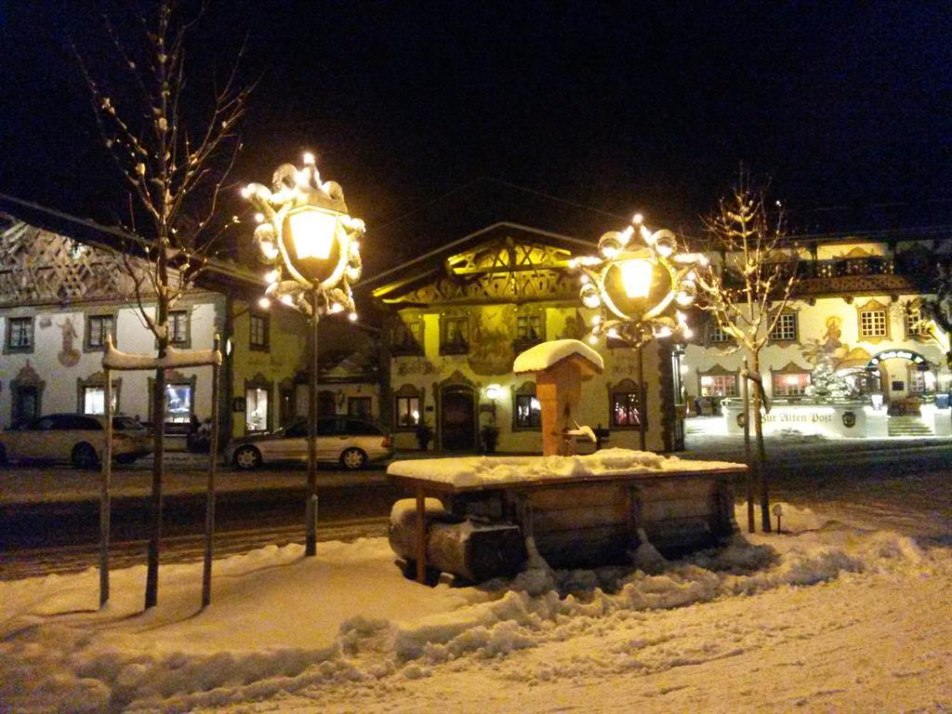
[1,504,949,713]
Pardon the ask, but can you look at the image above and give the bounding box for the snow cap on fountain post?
[513,339,604,456]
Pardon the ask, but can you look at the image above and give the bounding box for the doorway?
[440,385,476,451]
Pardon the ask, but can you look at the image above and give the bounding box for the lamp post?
[573,214,705,450]
[243,153,365,557]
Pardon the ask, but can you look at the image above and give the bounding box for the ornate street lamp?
[243,153,365,556]
[574,213,705,347]
[573,214,706,449]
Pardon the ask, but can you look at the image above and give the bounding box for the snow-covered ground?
[2,496,950,712]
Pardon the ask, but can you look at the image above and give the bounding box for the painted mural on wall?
[56,317,80,367]
[468,307,515,375]
[800,316,870,370]
[800,315,872,400]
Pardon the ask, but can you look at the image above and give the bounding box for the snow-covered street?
[1,443,949,712]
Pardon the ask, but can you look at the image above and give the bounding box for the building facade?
[368,223,686,454]
[684,234,952,437]
[0,211,379,444]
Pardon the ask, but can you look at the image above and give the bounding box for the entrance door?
[440,386,475,451]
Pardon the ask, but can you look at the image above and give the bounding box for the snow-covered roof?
[387,448,743,489]
[513,338,604,375]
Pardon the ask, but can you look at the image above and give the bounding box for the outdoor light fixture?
[243,153,364,320]
[242,153,366,558]
[573,214,706,347]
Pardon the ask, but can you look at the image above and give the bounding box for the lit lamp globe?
[283,205,343,284]
[604,250,667,317]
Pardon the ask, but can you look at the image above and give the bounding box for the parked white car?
[0,413,152,469]
[225,416,394,471]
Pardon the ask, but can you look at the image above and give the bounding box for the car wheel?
[340,447,368,470]
[72,443,100,470]
[233,445,262,470]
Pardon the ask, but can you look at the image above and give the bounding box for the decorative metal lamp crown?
[572,214,708,347]
[242,153,365,320]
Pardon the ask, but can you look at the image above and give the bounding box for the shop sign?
[869,350,926,366]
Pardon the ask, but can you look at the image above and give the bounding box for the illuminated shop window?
[772,372,811,397]
[514,394,541,429]
[395,396,421,428]
[700,374,738,397]
[245,386,268,432]
[166,383,194,423]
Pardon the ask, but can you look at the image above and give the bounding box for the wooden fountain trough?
[388,453,744,583]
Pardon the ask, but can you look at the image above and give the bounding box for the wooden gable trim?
[368,222,593,299]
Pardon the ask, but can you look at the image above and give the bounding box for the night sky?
[1,1,950,274]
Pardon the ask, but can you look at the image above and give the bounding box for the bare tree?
[921,258,952,369]
[76,0,251,608]
[694,172,799,533]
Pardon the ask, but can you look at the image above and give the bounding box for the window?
[6,317,34,352]
[78,373,120,415]
[514,314,544,348]
[249,314,269,350]
[907,366,935,395]
[859,310,887,338]
[347,396,372,419]
[772,371,811,397]
[169,310,190,346]
[710,324,732,344]
[700,374,738,397]
[85,314,115,351]
[392,316,424,355]
[440,315,469,354]
[12,385,40,425]
[609,380,645,429]
[611,392,642,428]
[857,300,890,341]
[82,387,117,415]
[514,394,542,429]
[245,386,269,432]
[166,383,194,423]
[905,306,930,340]
[395,395,421,428]
[770,312,798,343]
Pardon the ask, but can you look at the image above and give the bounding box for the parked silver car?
[0,413,152,469]
[225,416,394,471]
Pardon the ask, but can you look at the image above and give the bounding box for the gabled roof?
[360,177,626,288]
[366,222,595,303]
[0,193,266,297]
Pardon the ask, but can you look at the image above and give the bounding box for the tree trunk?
[145,272,170,609]
[750,353,771,533]
[145,365,165,609]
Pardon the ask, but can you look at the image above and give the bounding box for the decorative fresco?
[800,316,870,369]
[56,317,80,367]
[468,307,516,376]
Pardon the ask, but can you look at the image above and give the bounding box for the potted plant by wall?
[480,424,500,453]
[415,421,433,451]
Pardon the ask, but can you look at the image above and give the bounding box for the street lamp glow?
[285,207,339,262]
[619,258,653,299]
[242,154,365,560]
[574,214,702,348]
